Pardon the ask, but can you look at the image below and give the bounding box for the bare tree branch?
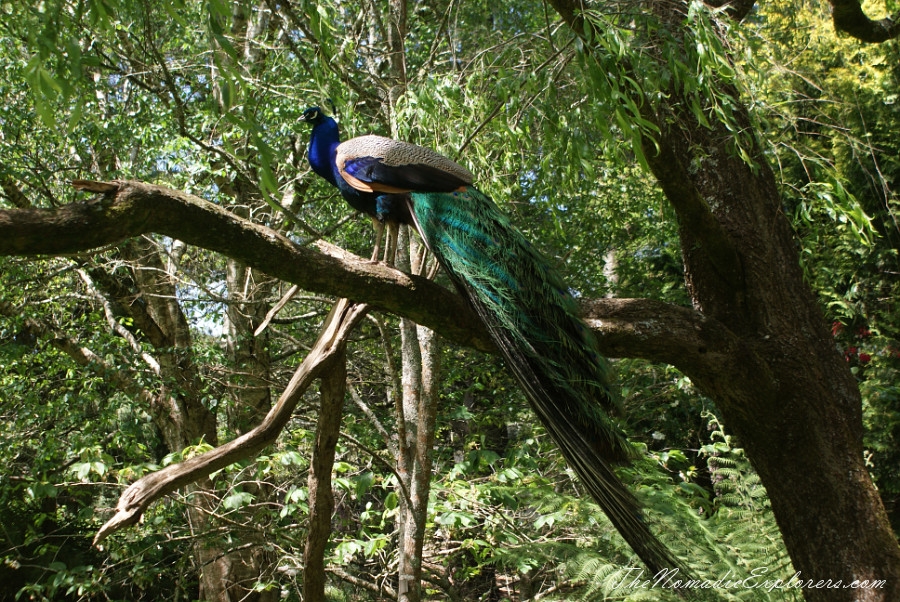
[75,267,162,375]
[3,181,762,550]
[94,298,369,545]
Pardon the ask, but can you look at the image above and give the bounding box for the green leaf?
[222,491,254,510]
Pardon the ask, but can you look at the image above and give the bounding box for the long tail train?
[407,187,683,576]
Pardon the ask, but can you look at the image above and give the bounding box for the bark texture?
[0,181,713,359]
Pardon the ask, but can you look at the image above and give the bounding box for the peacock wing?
[336,135,474,195]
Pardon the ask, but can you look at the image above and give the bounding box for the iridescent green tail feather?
[408,188,684,576]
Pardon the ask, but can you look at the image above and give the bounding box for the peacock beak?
[299,107,318,123]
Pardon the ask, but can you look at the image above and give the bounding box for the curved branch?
[581,297,737,370]
[75,268,162,375]
[582,297,776,423]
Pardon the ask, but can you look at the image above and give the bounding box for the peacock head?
[299,106,326,125]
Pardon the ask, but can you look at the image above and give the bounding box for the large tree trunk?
[648,114,900,601]
[548,1,900,599]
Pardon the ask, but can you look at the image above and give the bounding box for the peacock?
[300,106,684,576]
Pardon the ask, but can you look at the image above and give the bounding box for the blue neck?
[307,116,342,187]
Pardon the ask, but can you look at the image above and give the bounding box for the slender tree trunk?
[396,225,422,602]
[387,0,408,125]
[602,246,618,297]
[395,321,441,602]
[382,2,440,598]
[392,228,442,602]
[303,344,348,602]
[225,258,274,434]
[397,314,423,602]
